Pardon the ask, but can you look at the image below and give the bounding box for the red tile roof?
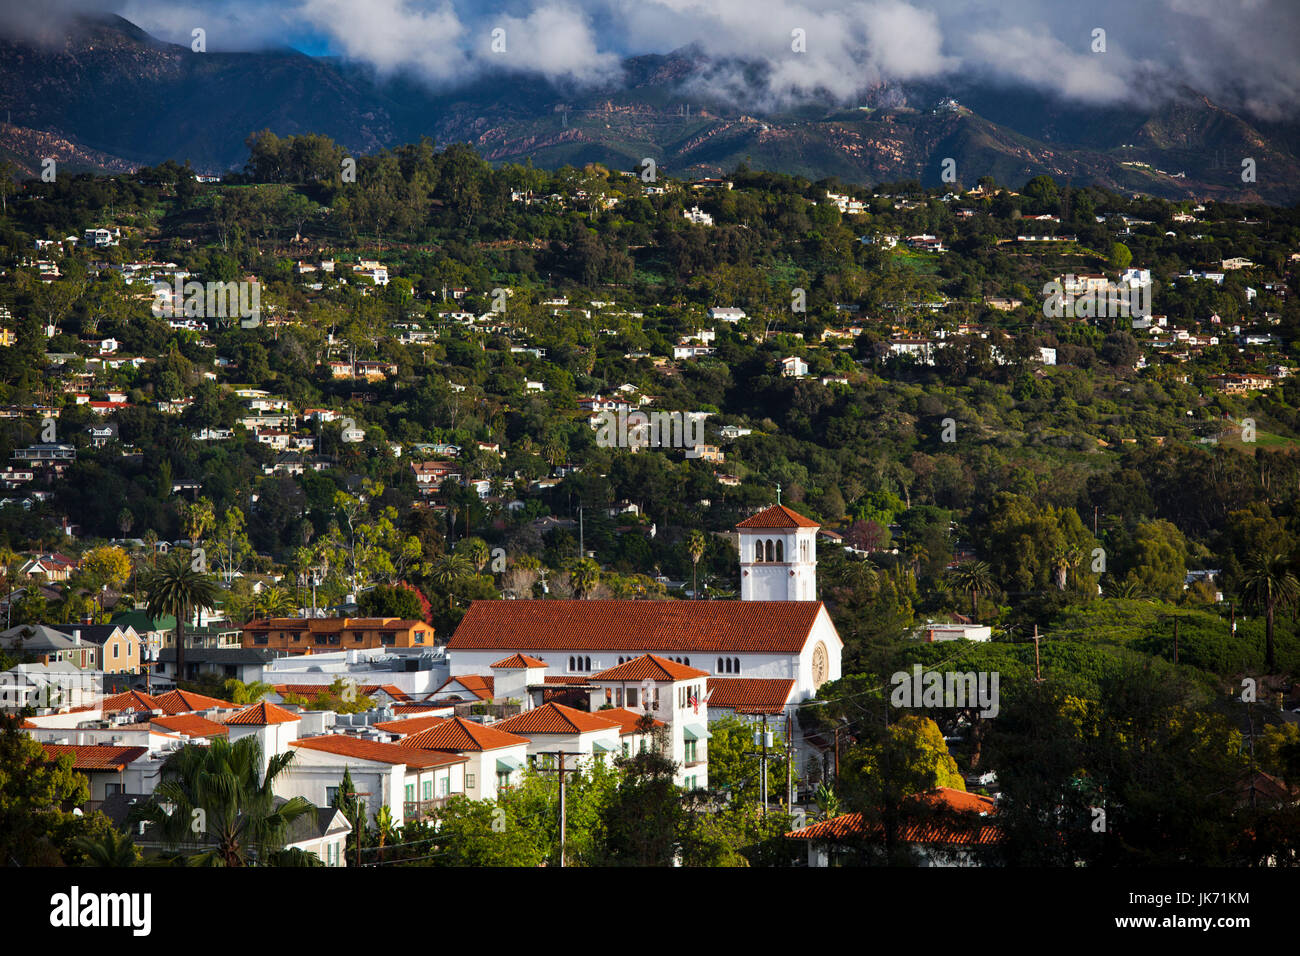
[101,690,161,714]
[151,714,229,738]
[433,674,494,700]
[706,678,796,714]
[735,504,820,529]
[491,653,548,669]
[374,715,452,735]
[593,654,709,682]
[399,717,530,753]
[543,676,589,685]
[225,701,300,725]
[394,703,451,714]
[597,707,666,736]
[291,735,468,769]
[360,684,412,700]
[494,702,622,736]
[786,788,999,845]
[449,600,826,654]
[42,743,147,771]
[151,689,234,714]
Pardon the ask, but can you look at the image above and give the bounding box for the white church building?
[445,504,843,724]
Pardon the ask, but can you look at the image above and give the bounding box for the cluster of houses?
[7,507,882,864]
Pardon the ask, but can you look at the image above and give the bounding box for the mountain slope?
[1,14,1297,203]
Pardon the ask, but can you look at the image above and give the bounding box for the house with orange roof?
[588,655,711,789]
[285,734,468,826]
[224,701,301,774]
[398,716,531,800]
[494,702,624,770]
[41,743,149,806]
[786,787,1000,867]
[241,616,434,653]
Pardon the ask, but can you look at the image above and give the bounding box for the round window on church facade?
[812,642,828,688]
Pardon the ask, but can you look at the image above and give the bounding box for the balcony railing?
[403,797,450,821]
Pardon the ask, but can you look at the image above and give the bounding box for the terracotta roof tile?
[101,690,161,714]
[399,717,530,752]
[151,689,234,714]
[291,735,468,769]
[433,674,494,699]
[374,715,452,735]
[491,653,548,669]
[225,701,300,725]
[42,743,147,771]
[394,703,450,714]
[735,504,820,529]
[593,654,709,682]
[449,600,826,654]
[706,678,796,714]
[494,702,622,736]
[597,707,666,736]
[787,788,999,845]
[150,714,229,738]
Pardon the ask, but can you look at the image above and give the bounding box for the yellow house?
[78,624,143,674]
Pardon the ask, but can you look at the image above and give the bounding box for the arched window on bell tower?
[775,539,784,562]
[765,539,774,562]
[754,541,764,562]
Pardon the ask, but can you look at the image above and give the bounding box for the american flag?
[690,691,698,714]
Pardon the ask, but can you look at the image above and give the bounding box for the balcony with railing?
[403,797,450,821]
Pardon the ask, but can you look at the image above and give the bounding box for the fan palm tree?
[133,737,315,866]
[1240,553,1300,672]
[947,560,994,622]
[684,529,706,598]
[224,678,274,705]
[571,558,601,599]
[141,550,219,685]
[1103,576,1148,600]
[73,827,139,866]
[253,585,296,619]
[429,553,472,610]
[837,558,879,594]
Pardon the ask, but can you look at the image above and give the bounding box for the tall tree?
[134,737,315,866]
[141,550,219,684]
[1239,553,1299,672]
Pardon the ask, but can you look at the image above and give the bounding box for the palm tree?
[133,737,315,867]
[684,529,706,598]
[947,560,994,622]
[1103,576,1148,600]
[141,550,219,686]
[253,585,296,619]
[571,558,601,599]
[813,781,841,822]
[374,804,397,863]
[429,553,471,610]
[458,538,490,574]
[836,558,879,594]
[224,678,274,705]
[73,827,139,866]
[1240,553,1299,672]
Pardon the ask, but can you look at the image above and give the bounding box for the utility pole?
[1033,625,1043,683]
[578,506,584,560]
[535,751,583,866]
[786,711,794,810]
[745,716,775,816]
